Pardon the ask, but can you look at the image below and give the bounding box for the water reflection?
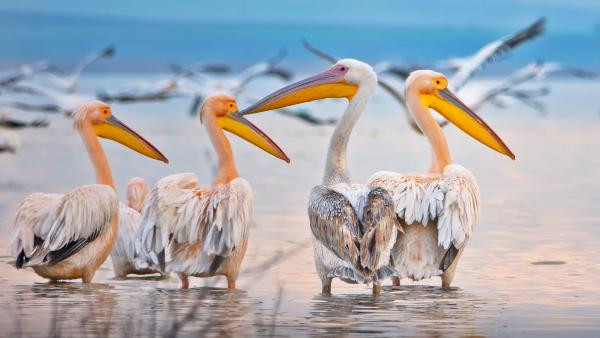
[308,286,492,337]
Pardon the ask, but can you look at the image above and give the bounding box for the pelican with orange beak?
[10,100,168,283]
[136,94,288,289]
[243,61,514,292]
[244,60,399,294]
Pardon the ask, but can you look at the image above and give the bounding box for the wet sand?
[1,76,599,337]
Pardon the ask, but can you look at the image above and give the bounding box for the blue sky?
[1,0,598,33]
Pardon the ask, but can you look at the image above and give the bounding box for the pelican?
[10,101,168,283]
[110,177,162,278]
[0,61,56,87]
[0,108,49,129]
[439,17,546,91]
[44,46,115,93]
[136,94,289,289]
[180,51,292,116]
[364,70,514,289]
[303,17,545,134]
[242,60,399,294]
[10,82,95,116]
[469,61,595,114]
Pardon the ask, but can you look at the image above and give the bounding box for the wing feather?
[368,165,480,250]
[136,174,252,274]
[11,184,118,267]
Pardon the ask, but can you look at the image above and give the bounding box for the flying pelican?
[469,61,595,114]
[44,46,115,93]
[136,94,289,289]
[110,177,161,278]
[440,17,545,92]
[0,61,56,87]
[242,60,399,294]
[303,18,545,134]
[0,108,49,129]
[10,100,168,283]
[10,82,95,116]
[365,70,514,289]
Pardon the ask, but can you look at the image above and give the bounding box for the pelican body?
[110,177,161,278]
[367,70,514,288]
[10,101,168,283]
[136,95,288,289]
[243,60,400,294]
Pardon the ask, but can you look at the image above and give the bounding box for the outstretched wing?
[11,184,118,267]
[450,18,545,92]
[137,174,252,274]
[368,164,479,250]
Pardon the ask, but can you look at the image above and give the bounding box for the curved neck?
[405,89,452,174]
[79,124,115,189]
[203,113,238,185]
[323,81,375,185]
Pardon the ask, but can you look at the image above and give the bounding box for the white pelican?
[10,82,95,116]
[0,108,49,129]
[136,94,289,289]
[242,60,399,294]
[0,61,56,87]
[44,46,115,93]
[366,70,514,289]
[10,101,168,283]
[440,17,545,92]
[110,177,161,278]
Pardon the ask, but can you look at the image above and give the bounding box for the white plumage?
[136,173,252,280]
[10,184,118,278]
[367,164,480,282]
[110,177,161,278]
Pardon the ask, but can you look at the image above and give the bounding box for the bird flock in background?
[3,16,598,295]
[0,16,595,155]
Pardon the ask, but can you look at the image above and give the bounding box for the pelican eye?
[436,80,440,85]
[340,66,347,72]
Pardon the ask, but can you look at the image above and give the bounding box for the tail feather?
[439,245,459,272]
[328,266,364,284]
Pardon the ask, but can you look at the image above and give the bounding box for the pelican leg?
[82,268,96,283]
[321,277,332,294]
[227,279,236,289]
[392,277,401,286]
[441,248,463,289]
[179,273,189,289]
[372,283,381,295]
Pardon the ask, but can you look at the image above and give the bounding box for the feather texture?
[308,184,398,284]
[10,184,118,268]
[136,173,252,277]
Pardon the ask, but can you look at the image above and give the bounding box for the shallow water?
[1,76,600,337]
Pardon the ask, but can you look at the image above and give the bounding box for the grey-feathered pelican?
[136,95,289,289]
[10,101,168,283]
[367,70,515,289]
[242,59,400,294]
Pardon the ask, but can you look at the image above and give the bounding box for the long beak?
[423,88,515,159]
[219,111,290,163]
[94,115,169,163]
[241,69,358,115]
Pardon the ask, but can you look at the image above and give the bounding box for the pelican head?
[201,95,289,163]
[406,70,515,159]
[126,177,149,212]
[73,100,169,163]
[242,59,375,115]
